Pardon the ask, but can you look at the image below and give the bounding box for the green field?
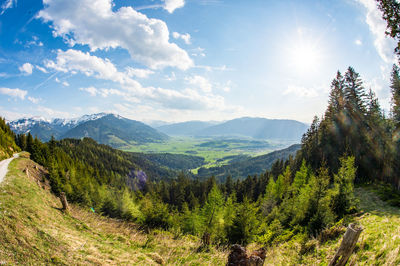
[122,137,295,172]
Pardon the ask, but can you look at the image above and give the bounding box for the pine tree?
[377,0,400,61]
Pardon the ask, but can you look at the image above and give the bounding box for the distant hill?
[196,117,308,140]
[9,113,169,148]
[157,121,218,136]
[61,114,168,148]
[157,117,308,141]
[196,144,301,181]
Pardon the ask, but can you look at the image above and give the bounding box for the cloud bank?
[38,0,192,70]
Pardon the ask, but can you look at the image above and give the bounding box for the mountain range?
[8,113,309,147]
[157,117,308,140]
[9,113,168,148]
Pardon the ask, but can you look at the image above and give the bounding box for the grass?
[1,157,399,265]
[260,186,400,265]
[122,136,291,171]
[0,157,228,265]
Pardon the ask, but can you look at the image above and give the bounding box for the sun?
[288,39,323,74]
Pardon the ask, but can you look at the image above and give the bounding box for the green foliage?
[331,156,356,217]
[226,198,259,245]
[377,0,400,60]
[0,117,20,160]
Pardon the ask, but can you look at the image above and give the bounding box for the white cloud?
[0,0,16,15]
[48,49,230,111]
[172,32,191,44]
[195,64,232,71]
[55,77,70,86]
[220,80,233,92]
[36,65,48,73]
[28,96,40,104]
[27,36,44,47]
[79,86,126,98]
[46,49,148,95]
[355,39,362,46]
[0,87,27,100]
[284,85,318,98]
[356,0,397,64]
[165,71,176,81]
[164,0,185,13]
[79,86,98,96]
[38,0,192,70]
[125,67,154,78]
[19,63,33,75]
[185,75,212,92]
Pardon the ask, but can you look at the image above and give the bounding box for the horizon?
[6,111,311,126]
[0,0,398,124]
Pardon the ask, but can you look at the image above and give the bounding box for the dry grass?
[258,187,400,265]
[0,158,228,265]
[1,157,399,265]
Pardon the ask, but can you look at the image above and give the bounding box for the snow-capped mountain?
[8,113,168,147]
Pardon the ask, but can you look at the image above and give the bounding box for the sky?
[0,0,398,123]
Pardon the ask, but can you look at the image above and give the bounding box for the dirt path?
[0,154,19,184]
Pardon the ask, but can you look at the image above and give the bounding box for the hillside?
[0,117,20,160]
[56,138,178,182]
[61,114,169,148]
[261,186,400,265]
[1,157,399,264]
[196,117,308,141]
[196,144,301,180]
[133,152,205,171]
[0,156,227,264]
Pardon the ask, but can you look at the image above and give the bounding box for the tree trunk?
[59,192,69,213]
[329,223,363,266]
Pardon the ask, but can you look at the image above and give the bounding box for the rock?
[227,245,266,266]
[148,252,165,265]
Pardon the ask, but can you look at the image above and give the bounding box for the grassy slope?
[0,157,227,265]
[1,157,400,265]
[262,187,400,265]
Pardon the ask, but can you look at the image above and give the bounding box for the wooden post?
[24,167,29,178]
[329,223,363,266]
[59,192,69,213]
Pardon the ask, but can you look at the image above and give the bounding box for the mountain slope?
[9,113,169,148]
[196,144,301,180]
[196,117,308,140]
[2,158,399,264]
[8,113,110,142]
[157,121,218,136]
[0,117,20,160]
[0,157,227,264]
[57,138,177,182]
[61,114,169,148]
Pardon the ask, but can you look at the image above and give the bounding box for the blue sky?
[0,0,398,123]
